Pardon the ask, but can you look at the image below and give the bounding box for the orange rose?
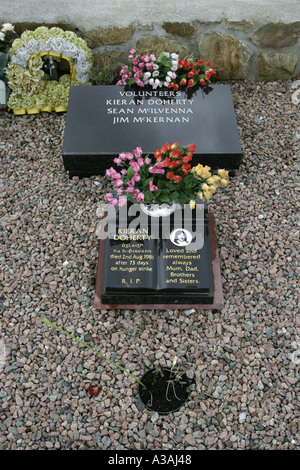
[170,148,181,159]
[166,171,175,180]
[167,160,178,169]
[161,143,171,154]
[174,175,183,182]
[154,149,162,161]
[182,163,191,174]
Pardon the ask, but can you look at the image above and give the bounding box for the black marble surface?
[62,85,242,177]
[100,202,214,305]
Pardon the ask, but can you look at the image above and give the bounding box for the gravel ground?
[0,80,299,451]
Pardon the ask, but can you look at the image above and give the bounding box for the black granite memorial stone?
[62,85,242,178]
[99,201,214,305]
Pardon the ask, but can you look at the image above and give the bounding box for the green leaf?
[157,179,164,189]
[159,194,173,204]
[144,190,153,204]
[142,177,152,189]
[127,166,134,179]
[128,77,137,86]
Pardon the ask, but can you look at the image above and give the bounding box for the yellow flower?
[218,169,229,178]
[192,164,211,179]
[203,191,213,200]
[207,175,220,185]
[189,199,196,209]
[220,178,228,187]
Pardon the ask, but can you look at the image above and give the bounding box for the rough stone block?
[198,33,252,80]
[256,53,297,81]
[251,22,300,48]
[162,22,196,37]
[226,20,255,32]
[136,35,189,57]
[82,26,134,48]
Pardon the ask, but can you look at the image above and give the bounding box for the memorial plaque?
[96,201,220,307]
[62,85,242,178]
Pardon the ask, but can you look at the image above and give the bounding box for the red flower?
[166,171,175,180]
[188,79,194,87]
[200,78,206,86]
[171,142,180,149]
[187,71,194,78]
[161,143,171,154]
[188,143,196,153]
[197,59,204,66]
[88,385,102,397]
[169,160,178,169]
[183,60,189,70]
[174,175,183,182]
[205,61,210,67]
[154,149,162,161]
[163,157,171,167]
[170,148,181,159]
[182,163,191,174]
[183,155,192,163]
[180,78,187,86]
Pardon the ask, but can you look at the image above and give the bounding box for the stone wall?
[1,0,300,82]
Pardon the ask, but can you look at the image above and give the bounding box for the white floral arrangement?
[6,26,92,114]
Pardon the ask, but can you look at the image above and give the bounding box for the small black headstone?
[62,85,242,178]
[100,201,214,305]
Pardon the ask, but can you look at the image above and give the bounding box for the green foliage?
[91,53,120,85]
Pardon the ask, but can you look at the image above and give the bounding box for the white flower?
[143,71,151,79]
[154,79,162,88]
[152,70,159,77]
[1,23,14,32]
[167,71,176,79]
[25,39,44,55]
[165,76,171,83]
[171,53,179,60]
[0,32,5,40]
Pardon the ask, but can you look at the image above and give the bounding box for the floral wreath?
[6,26,92,114]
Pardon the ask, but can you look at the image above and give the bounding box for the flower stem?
[41,317,147,389]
